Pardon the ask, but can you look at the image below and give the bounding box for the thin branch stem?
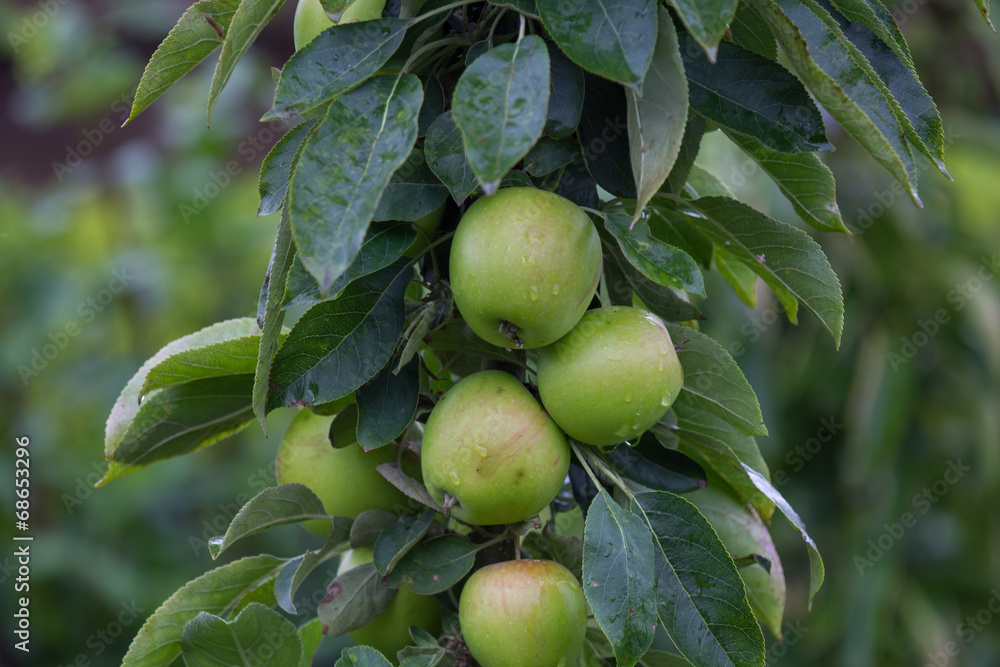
[403,37,466,74]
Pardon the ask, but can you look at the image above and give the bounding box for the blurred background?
[0,0,997,665]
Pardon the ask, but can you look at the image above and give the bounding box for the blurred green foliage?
[0,0,997,665]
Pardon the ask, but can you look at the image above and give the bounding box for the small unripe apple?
[404,204,445,257]
[459,559,587,667]
[337,548,443,661]
[293,0,388,51]
[449,188,602,349]
[276,407,408,536]
[420,370,569,525]
[538,306,683,446]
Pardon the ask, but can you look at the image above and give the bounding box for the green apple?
[537,306,683,446]
[449,188,602,349]
[276,407,409,536]
[420,370,569,525]
[459,559,587,667]
[404,204,445,257]
[337,548,443,661]
[293,0,388,51]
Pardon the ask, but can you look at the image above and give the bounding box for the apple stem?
[499,320,524,349]
[442,492,457,516]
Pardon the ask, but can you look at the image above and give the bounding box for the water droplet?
[551,284,560,295]
[624,393,632,403]
[529,286,539,301]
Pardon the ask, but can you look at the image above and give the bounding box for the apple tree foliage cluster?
[97,0,980,664]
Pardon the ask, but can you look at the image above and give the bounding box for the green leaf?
[121,555,287,667]
[582,491,657,666]
[395,295,450,373]
[265,18,411,119]
[141,336,260,396]
[275,531,353,614]
[545,42,585,138]
[254,207,296,429]
[748,0,921,202]
[640,651,694,666]
[683,164,734,199]
[713,247,758,308]
[268,262,412,410]
[671,0,737,59]
[826,0,915,70]
[741,464,826,609]
[679,34,830,153]
[724,130,848,234]
[418,77,446,137]
[452,35,550,192]
[634,491,766,667]
[606,437,707,493]
[667,323,766,436]
[373,149,449,222]
[100,374,254,486]
[337,646,392,666]
[605,212,705,297]
[662,115,706,196]
[283,221,417,310]
[356,357,420,449]
[522,524,584,580]
[376,462,444,511]
[647,205,713,268]
[384,535,478,595]
[105,318,258,459]
[208,484,333,559]
[688,479,786,639]
[627,9,688,221]
[180,604,303,667]
[350,509,399,549]
[396,646,456,666]
[373,510,437,575]
[578,74,635,198]
[973,0,995,30]
[536,0,657,88]
[318,0,354,19]
[319,563,398,637]
[550,157,600,209]
[299,618,325,667]
[820,0,947,173]
[524,137,579,177]
[670,388,771,481]
[662,421,774,523]
[208,0,287,123]
[259,120,316,217]
[729,2,777,61]
[290,74,422,294]
[125,0,238,125]
[424,111,478,203]
[678,196,845,346]
[602,243,703,322]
